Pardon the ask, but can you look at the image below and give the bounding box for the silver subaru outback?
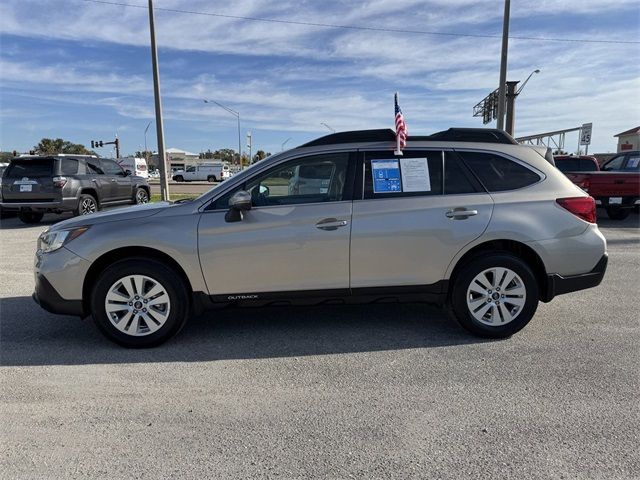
[33,128,607,347]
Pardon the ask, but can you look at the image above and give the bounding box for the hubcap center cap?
[133,300,143,309]
[492,292,500,300]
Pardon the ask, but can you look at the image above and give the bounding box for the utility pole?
[505,81,519,136]
[148,0,169,201]
[496,0,510,131]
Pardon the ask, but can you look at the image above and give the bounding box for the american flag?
[395,93,407,150]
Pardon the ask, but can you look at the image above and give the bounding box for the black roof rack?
[298,127,518,148]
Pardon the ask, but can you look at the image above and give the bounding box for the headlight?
[38,227,89,253]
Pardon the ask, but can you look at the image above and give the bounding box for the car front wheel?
[605,206,631,220]
[450,253,539,338]
[90,258,190,348]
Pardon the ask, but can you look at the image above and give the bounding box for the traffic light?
[99,141,103,147]
[12,150,17,157]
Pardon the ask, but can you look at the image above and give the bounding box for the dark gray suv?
[0,155,150,224]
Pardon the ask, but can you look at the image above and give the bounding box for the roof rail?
[298,127,518,148]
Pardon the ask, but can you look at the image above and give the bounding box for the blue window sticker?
[372,159,402,193]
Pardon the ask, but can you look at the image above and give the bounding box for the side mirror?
[225,190,252,223]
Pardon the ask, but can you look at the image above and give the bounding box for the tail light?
[52,176,67,188]
[556,196,596,223]
[576,177,590,193]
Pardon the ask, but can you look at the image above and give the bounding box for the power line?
[79,0,640,45]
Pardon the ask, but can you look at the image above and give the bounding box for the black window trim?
[202,150,358,212]
[453,147,546,193]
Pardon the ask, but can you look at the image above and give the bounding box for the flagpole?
[394,92,403,156]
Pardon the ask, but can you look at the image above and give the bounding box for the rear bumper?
[33,274,85,316]
[543,253,608,302]
[0,198,78,211]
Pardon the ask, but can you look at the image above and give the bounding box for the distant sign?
[580,123,593,146]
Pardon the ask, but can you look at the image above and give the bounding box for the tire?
[134,187,149,205]
[90,258,190,348]
[605,206,631,220]
[174,176,184,182]
[449,253,539,338]
[207,175,216,183]
[18,210,44,224]
[74,194,99,216]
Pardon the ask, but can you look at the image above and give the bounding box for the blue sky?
[1,0,639,156]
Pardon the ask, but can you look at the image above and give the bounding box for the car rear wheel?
[207,175,216,182]
[174,175,184,182]
[18,210,44,224]
[90,258,190,348]
[605,206,631,220]
[450,253,539,338]
[74,194,99,216]
[134,187,149,204]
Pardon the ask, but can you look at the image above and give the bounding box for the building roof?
[614,126,640,137]
[166,147,199,156]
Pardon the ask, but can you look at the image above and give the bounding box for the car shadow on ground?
[0,296,486,367]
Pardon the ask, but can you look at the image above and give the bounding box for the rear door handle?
[111,179,116,182]
[315,218,348,231]
[446,208,478,219]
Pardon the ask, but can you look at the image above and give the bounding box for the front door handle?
[446,208,478,219]
[111,178,116,182]
[316,218,349,231]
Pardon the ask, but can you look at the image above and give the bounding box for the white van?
[172,163,228,182]
[117,157,149,178]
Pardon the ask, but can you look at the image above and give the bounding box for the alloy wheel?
[466,267,526,326]
[80,197,97,215]
[104,274,171,336]
[136,190,149,204]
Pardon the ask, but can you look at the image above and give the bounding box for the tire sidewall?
[451,253,539,338]
[90,258,189,348]
[135,187,149,204]
[76,194,98,216]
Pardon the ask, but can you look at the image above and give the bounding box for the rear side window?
[363,151,443,199]
[458,151,540,192]
[445,152,479,194]
[86,160,104,174]
[60,158,79,175]
[5,159,53,178]
[100,159,124,175]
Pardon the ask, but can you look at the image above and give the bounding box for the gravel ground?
[1,211,638,479]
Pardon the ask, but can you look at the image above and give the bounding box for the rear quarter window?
[60,158,79,175]
[458,151,541,192]
[5,159,53,178]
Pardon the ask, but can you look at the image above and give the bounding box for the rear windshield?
[5,159,54,178]
[555,158,598,173]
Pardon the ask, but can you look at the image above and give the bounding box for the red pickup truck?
[564,151,640,220]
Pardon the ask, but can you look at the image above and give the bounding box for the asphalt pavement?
[1,210,638,479]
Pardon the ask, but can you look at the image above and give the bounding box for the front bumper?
[33,274,84,316]
[33,246,90,317]
[543,253,608,302]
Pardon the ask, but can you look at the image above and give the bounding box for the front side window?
[457,151,540,192]
[100,159,124,176]
[602,155,625,171]
[186,166,196,172]
[212,153,350,209]
[624,155,639,170]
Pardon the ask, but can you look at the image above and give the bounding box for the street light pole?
[505,69,540,136]
[144,120,152,162]
[321,122,336,133]
[148,0,169,201]
[496,0,510,131]
[204,99,241,166]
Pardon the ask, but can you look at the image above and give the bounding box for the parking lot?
[1,211,638,479]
